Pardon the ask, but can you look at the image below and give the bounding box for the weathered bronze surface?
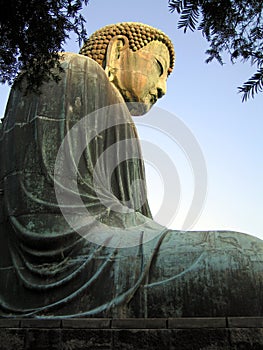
[0,23,262,318]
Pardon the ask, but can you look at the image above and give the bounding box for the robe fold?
[0,53,165,317]
[1,53,263,318]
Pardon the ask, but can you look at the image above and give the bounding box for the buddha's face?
[106,40,170,116]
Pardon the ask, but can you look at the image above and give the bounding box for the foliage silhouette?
[169,0,263,100]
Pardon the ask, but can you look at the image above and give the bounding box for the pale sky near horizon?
[1,0,262,239]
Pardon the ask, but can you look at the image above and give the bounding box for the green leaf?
[239,67,263,101]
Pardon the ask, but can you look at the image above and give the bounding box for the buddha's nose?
[157,88,165,99]
[157,79,166,99]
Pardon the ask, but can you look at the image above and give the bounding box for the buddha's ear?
[105,35,129,81]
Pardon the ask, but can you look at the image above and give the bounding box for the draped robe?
[0,53,263,318]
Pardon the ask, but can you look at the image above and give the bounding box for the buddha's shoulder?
[59,52,104,72]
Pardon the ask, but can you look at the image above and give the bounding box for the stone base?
[0,317,263,349]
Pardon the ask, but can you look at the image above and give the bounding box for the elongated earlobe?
[106,68,114,82]
[104,35,129,81]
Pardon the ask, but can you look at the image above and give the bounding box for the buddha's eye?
[156,59,164,76]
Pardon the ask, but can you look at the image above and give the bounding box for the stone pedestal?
[0,317,262,349]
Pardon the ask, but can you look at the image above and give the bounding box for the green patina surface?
[0,23,262,319]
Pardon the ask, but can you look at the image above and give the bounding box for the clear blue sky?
[1,0,262,239]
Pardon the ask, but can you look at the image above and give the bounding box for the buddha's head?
[80,22,175,116]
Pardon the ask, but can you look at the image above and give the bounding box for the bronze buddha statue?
[0,22,262,318]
